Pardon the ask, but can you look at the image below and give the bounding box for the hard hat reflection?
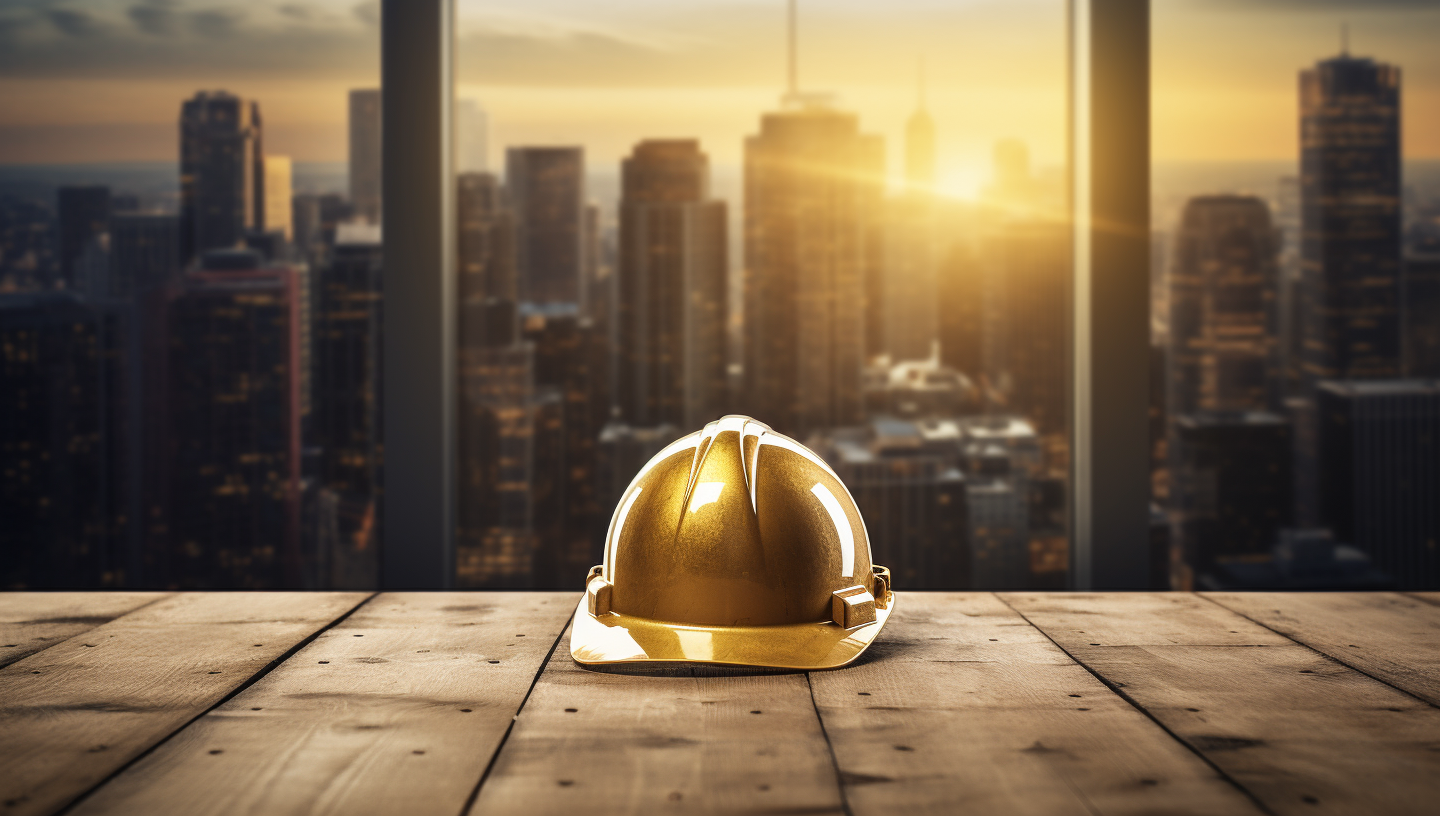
[810,482,855,578]
[605,486,643,583]
[688,481,725,514]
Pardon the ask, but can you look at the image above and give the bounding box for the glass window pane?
[453,0,1071,590]
[1152,2,1439,590]
[0,3,381,588]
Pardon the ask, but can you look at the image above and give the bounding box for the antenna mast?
[788,0,798,96]
[1341,22,1349,56]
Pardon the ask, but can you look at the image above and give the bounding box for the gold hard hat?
[571,415,893,670]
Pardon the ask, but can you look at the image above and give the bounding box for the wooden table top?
[2,591,1438,816]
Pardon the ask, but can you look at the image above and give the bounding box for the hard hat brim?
[568,595,893,671]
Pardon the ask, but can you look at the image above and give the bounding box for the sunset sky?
[0,0,1436,198]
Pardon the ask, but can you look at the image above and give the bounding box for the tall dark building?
[110,214,180,298]
[616,139,728,428]
[146,251,303,587]
[180,91,265,264]
[1317,380,1440,589]
[1169,195,1282,416]
[1173,412,1293,577]
[0,293,129,588]
[522,306,607,581]
[455,342,564,588]
[981,220,1070,440]
[313,224,383,587]
[937,240,984,380]
[1299,53,1402,391]
[1407,253,1440,377]
[349,89,382,225]
[506,147,584,305]
[56,186,110,290]
[744,99,881,436]
[885,80,939,362]
[457,172,519,349]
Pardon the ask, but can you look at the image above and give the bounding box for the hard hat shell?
[570,415,893,670]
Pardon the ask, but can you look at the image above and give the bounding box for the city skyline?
[4,2,1439,200]
[4,7,1439,593]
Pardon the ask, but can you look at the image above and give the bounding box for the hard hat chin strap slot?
[831,586,877,629]
[586,571,613,617]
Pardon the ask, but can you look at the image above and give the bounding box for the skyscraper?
[616,139,728,428]
[314,223,383,587]
[349,89,382,225]
[1317,379,1440,589]
[147,250,303,587]
[0,292,129,587]
[263,155,293,242]
[1407,253,1440,377]
[744,99,881,435]
[180,91,264,264]
[885,84,939,362]
[937,240,984,380]
[1299,52,1402,391]
[905,67,935,191]
[506,147,585,305]
[1168,195,1282,416]
[1173,412,1293,579]
[110,214,180,298]
[980,219,1070,439]
[457,172,519,349]
[56,186,110,290]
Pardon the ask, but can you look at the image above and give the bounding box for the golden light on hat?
[571,415,893,670]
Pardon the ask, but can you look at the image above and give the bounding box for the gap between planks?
[1201,592,1440,709]
[66,593,573,816]
[1005,592,1440,816]
[0,591,372,816]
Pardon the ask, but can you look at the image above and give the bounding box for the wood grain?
[0,593,168,668]
[1205,592,1440,706]
[68,592,574,816]
[0,591,369,816]
[810,592,1259,816]
[469,612,845,816]
[1006,592,1440,816]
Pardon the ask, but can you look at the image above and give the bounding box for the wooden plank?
[1006,592,1440,816]
[1409,592,1440,607]
[469,611,845,816]
[68,592,574,816]
[809,593,1259,816]
[0,593,168,669]
[0,591,369,816]
[1205,592,1440,707]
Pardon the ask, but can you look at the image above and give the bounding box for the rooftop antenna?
[1341,22,1349,57]
[788,0,798,98]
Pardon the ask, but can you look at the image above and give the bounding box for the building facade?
[1317,380,1440,589]
[507,147,585,306]
[744,101,881,436]
[349,89,382,225]
[616,140,729,428]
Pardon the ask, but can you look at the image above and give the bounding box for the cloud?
[128,0,180,36]
[189,8,242,38]
[277,4,314,22]
[352,1,378,27]
[45,9,107,38]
